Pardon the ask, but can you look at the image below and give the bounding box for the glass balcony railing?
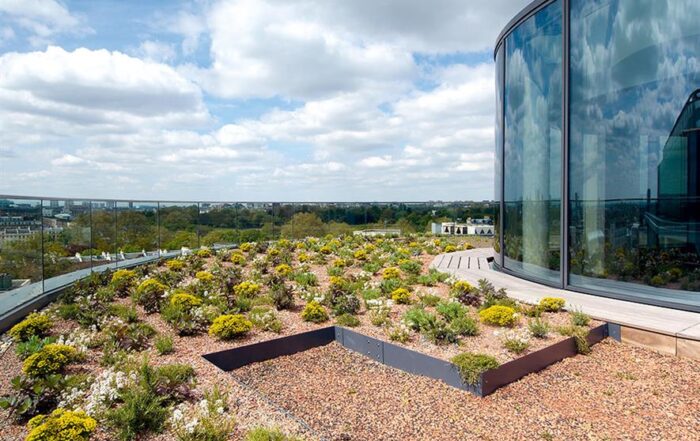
[0,196,496,326]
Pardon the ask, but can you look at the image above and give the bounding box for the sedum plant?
[539,297,566,312]
[451,352,499,385]
[26,408,97,441]
[208,315,253,340]
[479,305,518,327]
[23,344,80,378]
[301,301,328,323]
[9,313,53,342]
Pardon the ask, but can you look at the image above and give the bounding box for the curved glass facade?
[495,0,700,311]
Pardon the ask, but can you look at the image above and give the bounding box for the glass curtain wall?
[503,0,563,283]
[568,0,700,305]
[495,45,504,264]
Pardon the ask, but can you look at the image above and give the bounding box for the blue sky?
[0,0,530,201]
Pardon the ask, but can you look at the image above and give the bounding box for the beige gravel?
[234,340,700,441]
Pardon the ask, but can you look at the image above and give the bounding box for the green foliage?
[301,301,329,323]
[436,301,467,322]
[245,427,301,441]
[294,272,318,287]
[450,315,479,337]
[479,305,518,327]
[450,352,500,385]
[107,382,167,441]
[450,280,481,307]
[402,307,432,331]
[15,336,57,361]
[9,313,53,342]
[570,309,590,327]
[418,293,441,307]
[103,321,155,351]
[390,288,412,304]
[270,283,294,310]
[528,318,550,338]
[387,323,410,343]
[249,307,283,333]
[420,313,457,344]
[379,277,403,295]
[153,364,196,401]
[230,251,246,265]
[208,314,253,340]
[155,335,174,355]
[335,313,360,328]
[133,279,168,313]
[397,259,422,275]
[503,334,530,354]
[108,303,139,323]
[539,297,566,312]
[0,374,68,421]
[557,325,591,354]
[26,408,97,441]
[22,344,79,378]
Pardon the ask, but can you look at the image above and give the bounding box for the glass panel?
[159,203,199,251]
[569,0,700,307]
[42,199,91,280]
[90,200,116,271]
[199,202,238,248]
[495,44,504,264]
[503,0,562,283]
[0,198,43,314]
[116,201,158,267]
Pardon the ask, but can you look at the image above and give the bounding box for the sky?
[0,0,531,202]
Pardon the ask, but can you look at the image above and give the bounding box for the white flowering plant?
[169,387,234,441]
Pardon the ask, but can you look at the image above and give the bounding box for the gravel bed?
[233,341,700,441]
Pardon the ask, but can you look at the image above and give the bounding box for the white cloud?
[0,0,90,45]
[133,40,177,63]
[359,156,393,168]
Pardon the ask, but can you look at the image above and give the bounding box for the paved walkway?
[430,248,700,342]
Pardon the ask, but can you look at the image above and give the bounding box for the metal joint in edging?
[607,323,621,342]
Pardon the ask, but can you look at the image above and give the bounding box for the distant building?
[431,219,494,236]
[353,228,401,237]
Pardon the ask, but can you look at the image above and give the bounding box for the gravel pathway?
[234,340,700,441]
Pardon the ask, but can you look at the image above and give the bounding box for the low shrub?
[418,293,442,307]
[328,292,360,316]
[107,383,167,441]
[0,374,69,421]
[450,315,479,336]
[108,304,139,323]
[195,271,214,283]
[387,323,411,343]
[249,306,283,333]
[436,301,467,322]
[270,283,294,310]
[451,281,480,307]
[209,315,253,340]
[502,330,530,354]
[479,305,518,327]
[111,269,138,296]
[196,248,212,258]
[133,279,168,313]
[301,301,328,323]
[402,307,432,331]
[557,325,591,354]
[170,388,234,441]
[335,313,360,328]
[234,281,262,298]
[571,309,590,327]
[154,364,196,401]
[9,313,53,342]
[379,277,403,295]
[103,321,156,352]
[528,318,550,338]
[155,335,174,355]
[390,288,412,304]
[450,352,500,385]
[381,267,401,280]
[420,314,457,345]
[26,408,97,441]
[539,297,566,312]
[231,252,246,265]
[23,344,79,378]
[398,259,422,275]
[294,272,317,287]
[369,307,391,327]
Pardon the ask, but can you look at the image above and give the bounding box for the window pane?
[568,0,700,308]
[503,0,562,283]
